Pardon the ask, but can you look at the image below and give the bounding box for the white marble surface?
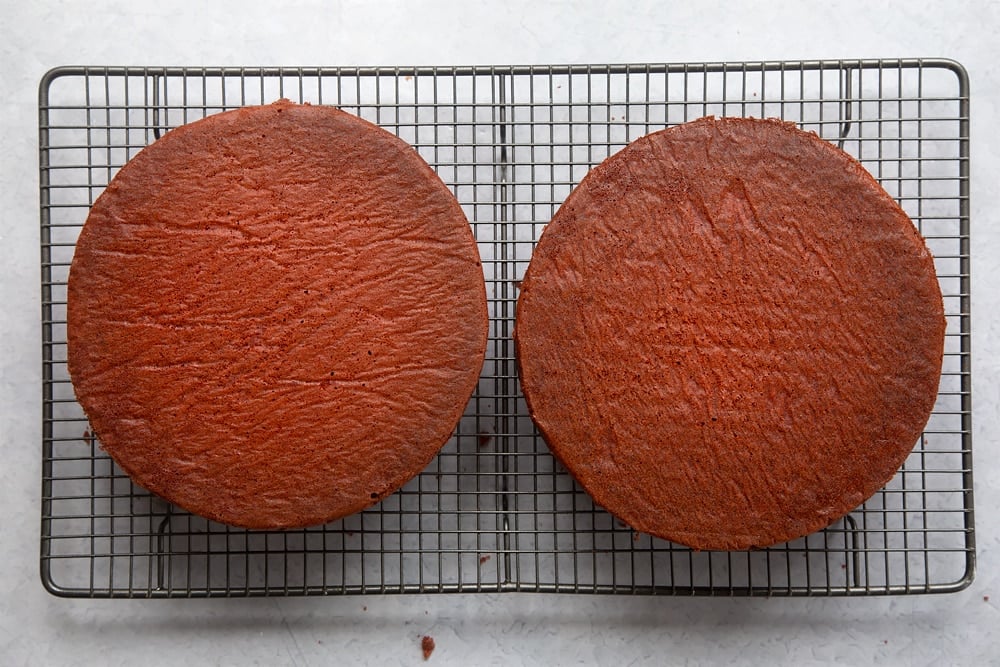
[2,1,998,664]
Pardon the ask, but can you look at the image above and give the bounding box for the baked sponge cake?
[67,100,488,529]
[514,117,945,551]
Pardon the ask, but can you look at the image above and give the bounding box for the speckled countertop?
[1,2,997,664]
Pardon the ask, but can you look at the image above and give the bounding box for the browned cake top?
[68,100,488,529]
[515,117,945,550]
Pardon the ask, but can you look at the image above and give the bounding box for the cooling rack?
[39,60,973,598]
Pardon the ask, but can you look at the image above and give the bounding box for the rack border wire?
[39,59,973,598]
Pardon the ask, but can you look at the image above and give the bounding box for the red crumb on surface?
[985,596,990,602]
[362,606,367,611]
[480,554,491,565]
[83,430,91,439]
[421,635,435,660]
[478,433,493,448]
[633,532,640,542]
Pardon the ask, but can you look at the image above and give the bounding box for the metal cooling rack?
[39,60,973,598]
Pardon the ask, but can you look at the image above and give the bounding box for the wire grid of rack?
[39,60,973,598]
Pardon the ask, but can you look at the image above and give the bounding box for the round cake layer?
[68,100,488,529]
[515,116,945,550]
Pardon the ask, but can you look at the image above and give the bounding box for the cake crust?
[68,100,488,529]
[515,117,945,550]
